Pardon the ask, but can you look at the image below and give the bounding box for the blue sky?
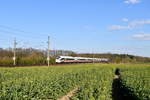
[0,0,150,57]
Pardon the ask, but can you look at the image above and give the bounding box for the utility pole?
[47,36,50,66]
[13,38,17,66]
[92,50,94,64]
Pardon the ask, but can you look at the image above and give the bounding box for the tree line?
[0,48,75,66]
[0,48,150,66]
[73,53,150,63]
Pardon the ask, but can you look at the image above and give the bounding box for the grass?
[0,63,150,100]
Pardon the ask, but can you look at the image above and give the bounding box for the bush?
[0,58,13,66]
[0,57,56,66]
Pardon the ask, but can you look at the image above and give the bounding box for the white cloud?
[108,19,150,31]
[108,25,132,30]
[133,33,150,40]
[130,19,150,26]
[124,0,141,4]
[122,18,129,22]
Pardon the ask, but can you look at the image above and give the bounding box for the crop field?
[0,64,150,100]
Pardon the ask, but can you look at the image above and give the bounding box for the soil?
[57,87,79,100]
[112,69,140,100]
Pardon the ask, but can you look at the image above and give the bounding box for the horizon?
[0,47,149,58]
[0,0,150,57]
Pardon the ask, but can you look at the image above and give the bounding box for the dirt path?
[112,69,139,100]
[57,87,79,100]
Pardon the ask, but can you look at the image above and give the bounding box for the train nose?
[56,59,61,63]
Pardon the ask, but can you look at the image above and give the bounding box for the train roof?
[57,56,108,60]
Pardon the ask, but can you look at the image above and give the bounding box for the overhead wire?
[0,24,54,50]
[0,28,47,45]
[0,29,47,40]
[0,24,49,38]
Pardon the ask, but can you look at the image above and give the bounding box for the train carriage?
[55,56,108,63]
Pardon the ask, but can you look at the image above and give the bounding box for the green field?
[0,64,150,100]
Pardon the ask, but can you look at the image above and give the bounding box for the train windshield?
[56,56,61,59]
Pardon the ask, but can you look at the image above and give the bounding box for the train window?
[78,59,85,60]
[60,58,65,60]
[56,56,60,59]
[66,58,74,60]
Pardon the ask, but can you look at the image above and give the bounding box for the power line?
[0,25,53,53]
[13,38,17,66]
[47,36,50,66]
[0,24,55,46]
[0,29,47,40]
[0,30,48,49]
[0,24,48,37]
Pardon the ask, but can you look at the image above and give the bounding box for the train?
[55,56,108,63]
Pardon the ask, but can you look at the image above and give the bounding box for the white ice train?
[55,56,108,63]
